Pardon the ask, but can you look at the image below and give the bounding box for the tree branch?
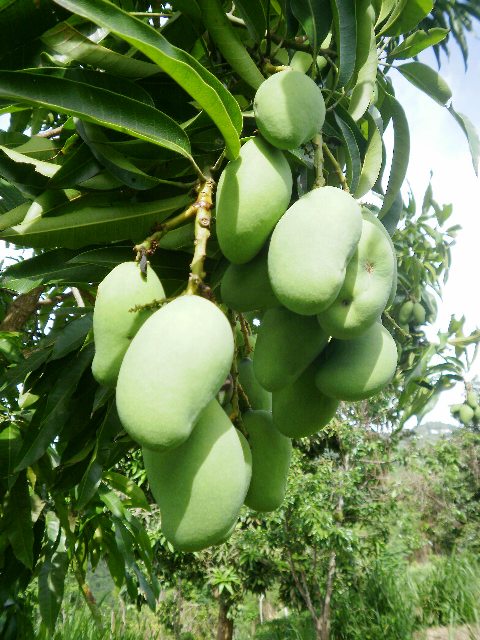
[0,286,44,332]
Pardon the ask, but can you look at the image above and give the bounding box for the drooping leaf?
[291,0,332,58]
[50,315,93,361]
[354,112,383,198]
[330,0,357,88]
[105,472,150,511]
[334,112,361,194]
[52,0,243,159]
[0,72,192,160]
[38,551,68,632]
[349,1,377,121]
[47,143,101,190]
[397,62,452,106]
[234,1,268,43]
[4,471,34,569]
[388,28,449,60]
[448,106,480,176]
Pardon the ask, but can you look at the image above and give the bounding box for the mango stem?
[186,178,215,295]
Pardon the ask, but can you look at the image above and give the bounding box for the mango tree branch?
[313,133,326,188]
[322,143,349,192]
[186,178,215,296]
[134,202,198,260]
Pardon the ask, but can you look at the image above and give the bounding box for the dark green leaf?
[47,143,101,190]
[4,471,34,569]
[334,112,361,193]
[50,315,92,361]
[38,551,68,632]
[105,472,150,511]
[291,0,332,58]
[397,62,452,106]
[234,1,268,43]
[330,0,356,87]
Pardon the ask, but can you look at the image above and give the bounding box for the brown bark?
[0,286,43,332]
[317,551,337,640]
[216,596,233,640]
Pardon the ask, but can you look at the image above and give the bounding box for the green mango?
[215,137,292,264]
[220,248,279,311]
[268,187,362,315]
[459,404,474,425]
[290,51,313,73]
[143,400,252,551]
[450,404,463,415]
[116,296,234,450]
[238,357,272,411]
[243,410,292,512]
[92,262,165,387]
[466,391,478,409]
[253,307,328,390]
[317,210,396,339]
[412,302,426,325]
[315,323,398,401]
[398,300,414,324]
[475,406,480,421]
[272,363,339,438]
[367,209,398,309]
[253,70,325,149]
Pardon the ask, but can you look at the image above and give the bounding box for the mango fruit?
[467,391,478,408]
[253,70,325,149]
[238,357,272,411]
[116,295,234,450]
[317,210,396,339]
[399,300,414,324]
[92,262,165,387]
[253,307,328,390]
[315,323,398,400]
[215,137,292,264]
[459,404,474,425]
[143,399,252,551]
[268,187,362,315]
[272,363,339,438]
[412,302,426,325]
[220,248,279,311]
[475,406,480,421]
[243,410,292,512]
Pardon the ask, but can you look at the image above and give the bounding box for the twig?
[384,310,410,339]
[322,143,349,192]
[313,133,325,188]
[36,125,64,138]
[71,287,85,308]
[186,178,215,296]
[134,202,198,259]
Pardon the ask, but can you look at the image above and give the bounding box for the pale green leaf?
[354,113,383,197]
[397,62,452,106]
[379,95,410,216]
[448,106,479,176]
[388,28,449,60]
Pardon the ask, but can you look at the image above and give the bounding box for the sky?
[0,28,479,424]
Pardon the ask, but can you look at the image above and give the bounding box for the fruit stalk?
[186,178,215,295]
[322,143,349,192]
[313,133,326,188]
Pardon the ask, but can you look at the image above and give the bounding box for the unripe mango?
[459,404,474,425]
[215,137,292,264]
[272,363,339,438]
[243,410,292,512]
[450,404,463,416]
[315,323,398,401]
[412,302,426,325]
[143,400,252,551]
[92,262,165,387]
[268,187,362,315]
[220,248,279,312]
[238,357,272,411]
[399,300,414,324]
[317,210,396,339]
[254,70,325,149]
[253,307,328,390]
[116,296,233,450]
[475,406,480,421]
[467,391,478,409]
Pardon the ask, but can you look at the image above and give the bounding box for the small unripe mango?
[268,187,362,315]
[238,357,272,411]
[143,400,252,551]
[459,404,474,425]
[220,249,279,312]
[315,323,398,401]
[92,262,165,387]
[253,307,328,390]
[254,70,325,149]
[272,363,339,438]
[467,391,478,409]
[244,410,292,512]
[317,210,396,339]
[216,137,292,264]
[116,296,233,450]
[412,302,426,326]
[399,300,414,324]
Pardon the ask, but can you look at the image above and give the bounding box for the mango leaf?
[42,22,160,78]
[0,72,192,160]
[0,177,27,211]
[397,62,452,106]
[0,193,190,249]
[14,345,95,471]
[330,0,357,88]
[448,106,479,177]
[379,94,409,216]
[0,425,22,483]
[47,143,102,190]
[388,28,449,60]
[50,315,93,361]
[349,1,377,121]
[291,0,332,58]
[334,113,361,194]
[381,0,433,36]
[354,112,383,198]
[52,0,243,159]
[38,551,68,632]
[4,471,34,569]
[234,1,268,43]
[105,472,150,511]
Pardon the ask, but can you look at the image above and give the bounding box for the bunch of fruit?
[91,68,398,552]
[451,390,480,425]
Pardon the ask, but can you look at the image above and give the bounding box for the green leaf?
[379,94,410,216]
[99,484,126,518]
[354,112,383,198]
[105,472,150,511]
[0,193,190,249]
[50,315,92,361]
[448,106,479,177]
[349,0,377,121]
[234,1,268,43]
[382,0,433,36]
[330,0,357,88]
[388,28,449,60]
[291,0,332,58]
[41,22,160,78]
[38,551,69,632]
[4,471,34,569]
[0,425,22,483]
[334,112,361,193]
[0,72,192,160]
[14,345,94,471]
[397,62,452,106]
[47,143,101,190]
[52,0,242,159]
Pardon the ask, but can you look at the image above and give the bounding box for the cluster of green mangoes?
[397,299,426,331]
[451,391,480,425]
[91,68,399,553]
